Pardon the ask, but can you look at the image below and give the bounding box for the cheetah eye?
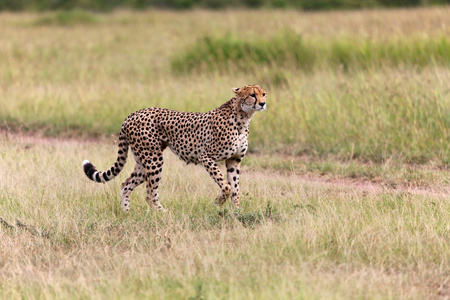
[250,94,256,98]
[263,93,266,97]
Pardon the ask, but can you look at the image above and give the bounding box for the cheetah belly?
[167,141,201,165]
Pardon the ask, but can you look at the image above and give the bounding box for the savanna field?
[0,7,449,299]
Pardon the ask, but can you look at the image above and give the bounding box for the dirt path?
[245,170,450,198]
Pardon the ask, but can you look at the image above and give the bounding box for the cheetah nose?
[259,102,266,107]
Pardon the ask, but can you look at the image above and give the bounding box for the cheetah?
[82,85,267,211]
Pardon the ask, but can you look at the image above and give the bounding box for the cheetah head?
[232,85,267,113]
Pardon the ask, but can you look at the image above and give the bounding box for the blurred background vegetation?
[1,0,449,11]
[0,5,448,165]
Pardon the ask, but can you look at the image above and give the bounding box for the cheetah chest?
[212,125,249,161]
[234,131,249,157]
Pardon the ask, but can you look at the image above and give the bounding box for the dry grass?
[0,133,449,299]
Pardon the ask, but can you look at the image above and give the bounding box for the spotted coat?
[82,85,267,211]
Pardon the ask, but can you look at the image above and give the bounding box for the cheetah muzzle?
[82,85,267,211]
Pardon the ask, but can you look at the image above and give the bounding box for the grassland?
[0,133,449,299]
[0,7,449,299]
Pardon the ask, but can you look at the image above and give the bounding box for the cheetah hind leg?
[120,163,145,212]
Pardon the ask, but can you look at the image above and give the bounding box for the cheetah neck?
[232,98,255,134]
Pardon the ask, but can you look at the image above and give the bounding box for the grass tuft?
[172,30,316,73]
[217,201,281,228]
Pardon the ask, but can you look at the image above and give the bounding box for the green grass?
[0,135,448,299]
[172,30,450,73]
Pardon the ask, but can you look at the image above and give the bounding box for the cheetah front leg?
[226,157,241,208]
[199,155,231,206]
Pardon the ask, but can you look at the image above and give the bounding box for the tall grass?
[172,30,450,73]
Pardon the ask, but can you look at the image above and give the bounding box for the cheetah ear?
[232,87,240,93]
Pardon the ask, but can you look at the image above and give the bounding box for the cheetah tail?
[82,131,129,183]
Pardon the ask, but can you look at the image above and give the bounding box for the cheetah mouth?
[252,103,266,111]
